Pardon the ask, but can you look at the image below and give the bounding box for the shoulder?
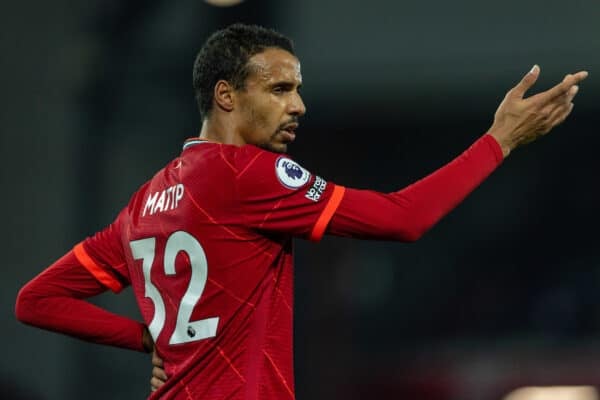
[226,143,276,165]
[187,142,313,189]
[214,144,276,176]
[234,146,312,192]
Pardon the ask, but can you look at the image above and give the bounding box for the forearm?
[327,134,504,241]
[15,251,147,352]
[16,290,146,351]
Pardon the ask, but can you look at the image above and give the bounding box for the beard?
[256,127,294,154]
[251,115,299,154]
[257,135,287,153]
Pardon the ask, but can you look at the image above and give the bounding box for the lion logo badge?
[275,157,311,189]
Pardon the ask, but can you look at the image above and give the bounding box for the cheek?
[248,101,278,130]
[249,107,269,127]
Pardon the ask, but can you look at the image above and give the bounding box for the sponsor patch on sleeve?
[305,176,327,202]
[275,157,311,189]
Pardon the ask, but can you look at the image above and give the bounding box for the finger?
[549,102,575,127]
[563,85,580,107]
[151,376,165,390]
[542,85,579,117]
[531,70,588,104]
[152,351,164,367]
[153,366,168,381]
[558,84,579,105]
[508,64,541,99]
[540,101,573,134]
[562,73,575,83]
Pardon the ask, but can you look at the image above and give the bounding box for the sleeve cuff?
[483,133,506,164]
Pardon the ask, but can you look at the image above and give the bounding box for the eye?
[272,86,284,95]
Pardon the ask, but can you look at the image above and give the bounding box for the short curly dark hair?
[193,23,295,120]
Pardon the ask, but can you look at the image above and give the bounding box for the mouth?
[278,123,298,143]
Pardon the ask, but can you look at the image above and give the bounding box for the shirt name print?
[142,184,185,216]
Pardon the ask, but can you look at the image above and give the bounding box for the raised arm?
[327,66,588,241]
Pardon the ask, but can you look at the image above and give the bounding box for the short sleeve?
[236,149,345,241]
[73,209,130,293]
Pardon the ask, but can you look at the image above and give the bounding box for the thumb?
[509,64,540,99]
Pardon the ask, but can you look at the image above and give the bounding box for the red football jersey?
[73,138,345,399]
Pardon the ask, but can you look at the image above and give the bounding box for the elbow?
[391,209,440,242]
[15,284,38,325]
[397,230,423,243]
[394,223,430,243]
[399,232,421,243]
[370,222,428,243]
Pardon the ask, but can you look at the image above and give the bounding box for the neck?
[199,116,246,146]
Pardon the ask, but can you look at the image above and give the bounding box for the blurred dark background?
[2,0,600,399]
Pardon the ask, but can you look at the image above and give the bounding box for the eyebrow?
[271,81,296,88]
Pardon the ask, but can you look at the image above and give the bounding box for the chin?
[260,142,288,154]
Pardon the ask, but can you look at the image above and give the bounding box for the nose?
[289,92,306,117]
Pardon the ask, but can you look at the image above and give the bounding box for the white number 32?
[129,231,219,345]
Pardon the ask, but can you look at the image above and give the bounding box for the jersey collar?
[182,137,211,150]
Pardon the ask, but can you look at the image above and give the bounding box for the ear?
[213,80,235,112]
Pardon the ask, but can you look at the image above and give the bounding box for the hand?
[488,65,588,157]
[150,349,168,393]
[141,326,168,393]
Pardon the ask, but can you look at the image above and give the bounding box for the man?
[15,23,587,399]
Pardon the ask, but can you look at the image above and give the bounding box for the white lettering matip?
[143,184,185,216]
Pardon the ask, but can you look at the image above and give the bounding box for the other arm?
[15,250,151,352]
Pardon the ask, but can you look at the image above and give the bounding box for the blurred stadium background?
[2,0,600,399]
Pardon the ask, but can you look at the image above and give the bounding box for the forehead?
[246,48,302,85]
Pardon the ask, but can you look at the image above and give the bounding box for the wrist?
[486,130,512,158]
